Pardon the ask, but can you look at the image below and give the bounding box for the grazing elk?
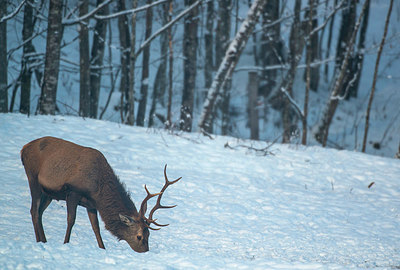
[20,136,181,253]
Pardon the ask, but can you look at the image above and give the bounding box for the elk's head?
[119,165,181,253]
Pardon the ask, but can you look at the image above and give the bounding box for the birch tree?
[198,0,266,133]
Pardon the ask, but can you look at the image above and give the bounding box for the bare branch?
[0,0,26,24]
[62,0,113,26]
[309,0,346,37]
[94,0,168,20]
[280,87,304,120]
[134,0,203,59]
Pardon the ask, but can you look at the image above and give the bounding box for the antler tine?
[139,184,162,218]
[147,165,181,227]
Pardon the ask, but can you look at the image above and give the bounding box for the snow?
[0,113,399,269]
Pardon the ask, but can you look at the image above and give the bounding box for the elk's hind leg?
[28,176,48,243]
[87,208,105,249]
[64,192,81,244]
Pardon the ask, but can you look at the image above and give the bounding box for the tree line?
[0,0,397,154]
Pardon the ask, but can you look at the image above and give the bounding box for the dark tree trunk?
[79,0,90,117]
[117,0,131,122]
[217,0,232,135]
[127,0,138,126]
[324,0,338,81]
[303,0,319,92]
[39,0,63,115]
[281,0,303,143]
[259,0,280,96]
[136,0,153,127]
[335,0,356,98]
[302,0,315,145]
[0,0,8,112]
[20,0,35,115]
[247,71,259,140]
[166,1,173,128]
[133,0,153,127]
[348,0,370,99]
[180,0,199,132]
[89,0,109,119]
[203,0,214,133]
[148,2,168,127]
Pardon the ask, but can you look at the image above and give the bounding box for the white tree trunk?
[198,0,266,132]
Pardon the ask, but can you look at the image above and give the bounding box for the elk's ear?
[119,214,136,226]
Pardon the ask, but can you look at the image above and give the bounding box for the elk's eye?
[137,235,142,241]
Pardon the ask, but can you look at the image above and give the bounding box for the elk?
[20,136,181,253]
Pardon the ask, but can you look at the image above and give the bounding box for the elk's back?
[21,136,111,196]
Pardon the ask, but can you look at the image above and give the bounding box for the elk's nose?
[137,235,142,241]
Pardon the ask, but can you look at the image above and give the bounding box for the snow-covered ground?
[0,113,399,269]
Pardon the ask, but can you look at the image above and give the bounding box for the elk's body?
[21,136,180,252]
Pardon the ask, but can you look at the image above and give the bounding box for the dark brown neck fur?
[95,173,138,240]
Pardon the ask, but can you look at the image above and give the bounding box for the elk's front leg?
[87,208,105,249]
[64,192,81,244]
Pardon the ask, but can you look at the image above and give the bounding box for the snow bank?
[0,113,399,269]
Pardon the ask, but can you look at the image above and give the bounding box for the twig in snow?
[224,136,279,156]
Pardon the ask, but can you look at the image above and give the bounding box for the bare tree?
[79,0,90,117]
[166,0,173,128]
[180,0,199,132]
[127,0,138,126]
[90,0,109,119]
[259,0,281,96]
[324,0,338,81]
[117,0,131,122]
[303,0,319,92]
[217,0,233,135]
[302,0,315,145]
[137,0,153,127]
[348,0,370,99]
[362,0,393,153]
[0,0,8,112]
[148,2,169,127]
[198,0,266,133]
[19,0,35,115]
[280,0,303,143]
[203,0,214,133]
[334,0,356,98]
[314,0,369,146]
[38,0,64,115]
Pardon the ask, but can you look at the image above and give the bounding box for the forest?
[0,0,399,157]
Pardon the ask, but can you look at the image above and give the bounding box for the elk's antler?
[139,165,181,230]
